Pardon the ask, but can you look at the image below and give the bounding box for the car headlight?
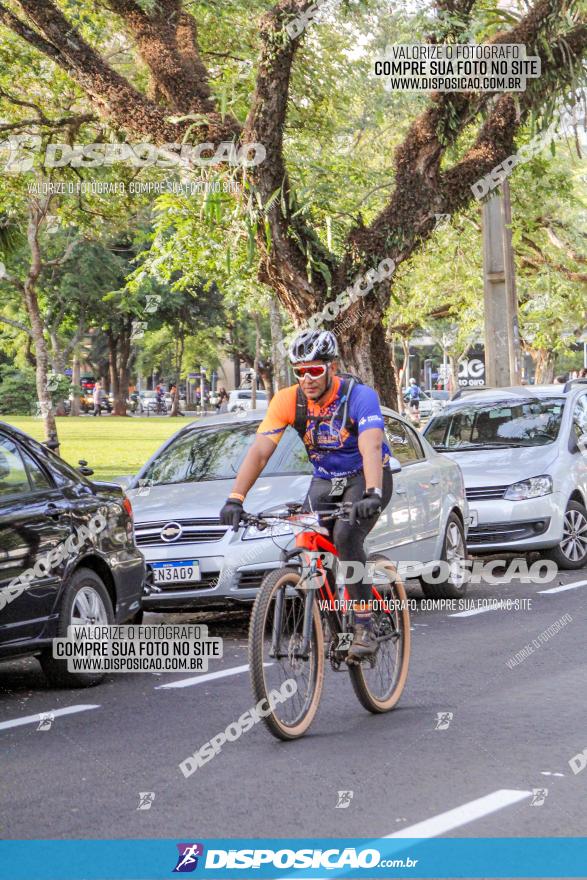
[504,475,553,501]
[241,518,294,540]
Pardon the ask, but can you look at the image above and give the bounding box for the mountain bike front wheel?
[248,567,324,740]
[348,558,411,713]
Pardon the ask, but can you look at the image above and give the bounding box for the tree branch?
[245,0,335,318]
[0,314,32,335]
[102,0,240,140]
[44,237,80,268]
[0,2,67,65]
[0,271,25,292]
[64,312,86,357]
[544,223,587,263]
[0,86,95,131]
[520,251,587,282]
[348,2,587,277]
[9,0,184,142]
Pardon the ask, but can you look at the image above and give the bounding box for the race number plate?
[151,560,201,584]
[468,510,478,528]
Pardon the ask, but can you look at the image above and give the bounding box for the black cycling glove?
[349,490,382,526]
[220,497,244,531]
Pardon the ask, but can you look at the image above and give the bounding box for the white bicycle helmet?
[288,330,339,364]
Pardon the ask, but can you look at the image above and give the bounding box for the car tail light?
[122,496,133,518]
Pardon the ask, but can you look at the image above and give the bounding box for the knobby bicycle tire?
[248,567,324,740]
[348,558,411,713]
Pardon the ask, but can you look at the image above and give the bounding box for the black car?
[0,423,145,687]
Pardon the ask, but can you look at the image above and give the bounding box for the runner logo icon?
[173,843,204,872]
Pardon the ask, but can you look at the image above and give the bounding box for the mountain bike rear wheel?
[348,558,411,713]
[249,567,324,740]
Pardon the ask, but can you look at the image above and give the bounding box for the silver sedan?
[125,409,469,610]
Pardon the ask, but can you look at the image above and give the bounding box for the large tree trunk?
[259,366,273,399]
[232,353,241,389]
[448,356,458,395]
[24,284,58,446]
[529,348,555,384]
[339,322,399,411]
[107,328,131,416]
[23,202,59,449]
[269,298,288,392]
[48,329,66,374]
[118,365,130,415]
[107,333,121,414]
[71,352,81,417]
[251,312,261,409]
[399,336,411,396]
[115,331,131,416]
[170,336,184,416]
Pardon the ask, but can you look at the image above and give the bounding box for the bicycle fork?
[269,553,324,661]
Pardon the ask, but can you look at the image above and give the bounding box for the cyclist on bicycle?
[219,329,394,664]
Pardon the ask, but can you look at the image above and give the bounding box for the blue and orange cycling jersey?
[257,376,391,479]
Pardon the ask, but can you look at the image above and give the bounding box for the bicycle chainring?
[328,639,344,671]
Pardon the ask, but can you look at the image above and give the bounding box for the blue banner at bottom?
[0,838,585,879]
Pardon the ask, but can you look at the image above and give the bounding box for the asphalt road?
[1,569,587,842]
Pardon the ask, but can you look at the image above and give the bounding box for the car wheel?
[544,500,587,570]
[39,568,114,688]
[420,512,468,599]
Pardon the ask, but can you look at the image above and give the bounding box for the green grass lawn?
[1,416,195,481]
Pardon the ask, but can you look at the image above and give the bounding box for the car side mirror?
[388,456,402,474]
[77,459,94,476]
[43,431,60,452]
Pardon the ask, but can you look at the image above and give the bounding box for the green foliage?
[388,144,587,363]
[47,371,72,404]
[0,367,37,415]
[0,0,584,390]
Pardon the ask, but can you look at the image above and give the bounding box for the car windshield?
[425,397,565,450]
[138,423,300,486]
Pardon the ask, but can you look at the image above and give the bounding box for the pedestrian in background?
[92,380,102,416]
[217,386,229,413]
[169,383,184,417]
[405,377,421,424]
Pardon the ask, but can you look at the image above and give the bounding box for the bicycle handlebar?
[240,501,353,531]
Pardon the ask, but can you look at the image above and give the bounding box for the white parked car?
[227,389,268,413]
[403,389,445,420]
[138,390,163,413]
[423,380,587,568]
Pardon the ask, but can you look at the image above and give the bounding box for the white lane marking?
[539,579,587,594]
[387,789,531,838]
[282,790,532,879]
[449,606,498,618]
[0,704,99,731]
[155,663,270,690]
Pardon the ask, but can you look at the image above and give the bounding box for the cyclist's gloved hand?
[220,496,244,531]
[350,489,382,526]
